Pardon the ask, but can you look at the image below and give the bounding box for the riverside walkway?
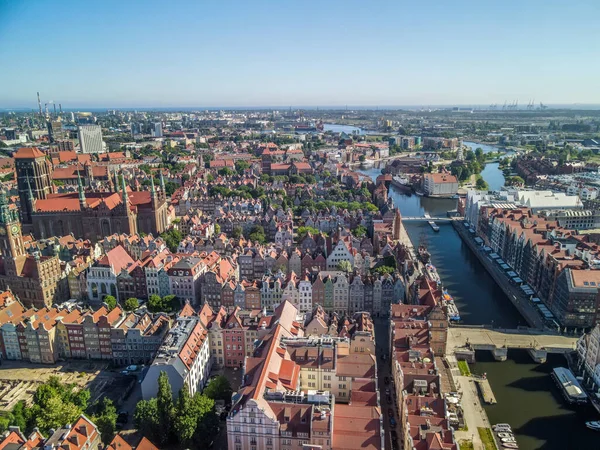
[448,326,578,362]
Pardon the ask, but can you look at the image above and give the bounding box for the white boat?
[428,221,440,232]
[502,443,519,449]
[586,421,600,431]
[501,437,517,443]
[497,432,513,438]
[493,423,511,431]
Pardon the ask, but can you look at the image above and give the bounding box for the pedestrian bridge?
[447,326,578,363]
[401,216,456,222]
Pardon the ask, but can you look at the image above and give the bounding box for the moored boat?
[586,420,600,431]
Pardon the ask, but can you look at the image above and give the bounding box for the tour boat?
[497,432,513,438]
[501,437,517,443]
[502,443,519,449]
[585,421,600,431]
[493,424,511,431]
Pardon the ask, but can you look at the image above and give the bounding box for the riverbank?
[452,220,546,329]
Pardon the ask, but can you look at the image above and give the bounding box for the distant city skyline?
[1,0,599,108]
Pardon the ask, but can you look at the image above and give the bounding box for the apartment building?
[576,324,600,397]
[141,304,211,399]
[168,257,204,305]
[227,300,383,450]
[481,207,600,328]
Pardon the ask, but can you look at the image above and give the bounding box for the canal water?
[357,149,599,449]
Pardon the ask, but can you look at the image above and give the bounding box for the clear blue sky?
[1,0,599,108]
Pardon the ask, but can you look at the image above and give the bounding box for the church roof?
[14,147,45,159]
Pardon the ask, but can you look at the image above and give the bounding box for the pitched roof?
[14,147,45,159]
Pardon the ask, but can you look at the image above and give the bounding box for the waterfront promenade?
[452,220,546,329]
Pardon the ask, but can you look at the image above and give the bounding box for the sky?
[1,0,599,108]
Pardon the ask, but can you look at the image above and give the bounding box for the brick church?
[14,147,169,242]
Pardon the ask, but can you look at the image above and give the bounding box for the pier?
[473,376,497,404]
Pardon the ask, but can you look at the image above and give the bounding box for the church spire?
[77,172,86,208]
[150,175,156,197]
[159,170,165,193]
[121,174,129,204]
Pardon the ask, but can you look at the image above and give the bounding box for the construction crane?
[540,102,548,110]
[502,101,507,110]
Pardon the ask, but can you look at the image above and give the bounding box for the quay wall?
[452,220,544,329]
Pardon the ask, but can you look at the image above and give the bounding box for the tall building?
[14,147,53,225]
[153,122,163,137]
[77,124,105,153]
[0,192,65,309]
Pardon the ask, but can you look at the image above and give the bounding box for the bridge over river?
[447,326,578,363]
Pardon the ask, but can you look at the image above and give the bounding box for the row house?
[168,257,204,305]
[144,250,177,298]
[390,303,456,450]
[87,245,135,305]
[227,300,384,450]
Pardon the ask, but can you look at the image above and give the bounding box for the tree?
[92,397,117,444]
[353,225,367,238]
[124,298,139,311]
[248,225,266,244]
[134,398,159,442]
[206,173,215,183]
[235,160,250,175]
[214,223,221,235]
[148,295,163,313]
[218,167,234,177]
[232,226,243,239]
[160,228,183,252]
[203,375,232,402]
[103,295,117,311]
[297,226,320,239]
[475,177,489,190]
[337,260,352,273]
[156,372,174,444]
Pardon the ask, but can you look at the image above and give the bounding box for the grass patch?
[457,360,471,376]
[458,424,468,432]
[458,440,475,450]
[477,427,497,450]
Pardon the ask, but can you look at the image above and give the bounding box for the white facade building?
[141,308,211,400]
[327,240,354,270]
[78,125,105,154]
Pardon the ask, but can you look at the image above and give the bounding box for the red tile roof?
[14,147,45,159]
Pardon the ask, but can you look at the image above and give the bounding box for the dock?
[474,377,497,404]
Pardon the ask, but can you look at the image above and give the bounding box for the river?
[357,149,598,449]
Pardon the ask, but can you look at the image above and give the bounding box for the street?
[374,317,402,450]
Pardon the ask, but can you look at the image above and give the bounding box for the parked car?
[384,376,389,385]
[387,408,394,417]
[389,417,396,427]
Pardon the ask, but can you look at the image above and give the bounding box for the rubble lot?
[0,360,136,412]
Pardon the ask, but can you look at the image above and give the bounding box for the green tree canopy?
[92,397,117,444]
[203,375,232,402]
[124,298,139,311]
[337,260,352,273]
[104,295,117,311]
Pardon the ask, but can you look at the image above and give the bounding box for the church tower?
[393,207,402,240]
[0,191,26,277]
[14,147,52,225]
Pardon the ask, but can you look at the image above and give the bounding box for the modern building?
[77,124,105,154]
[153,122,163,137]
[141,304,211,400]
